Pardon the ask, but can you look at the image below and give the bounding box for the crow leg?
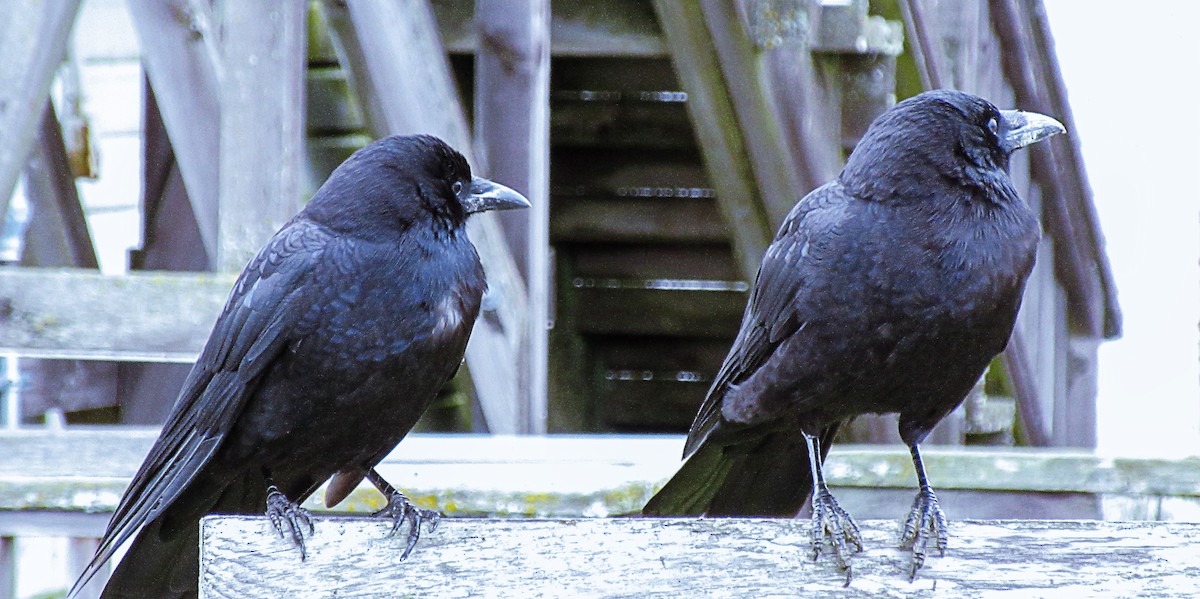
[265,481,315,560]
[366,467,441,561]
[804,432,862,586]
[899,443,948,580]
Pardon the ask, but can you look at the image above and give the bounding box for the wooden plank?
[474,0,552,434]
[7,430,1200,519]
[320,0,531,435]
[599,379,706,430]
[550,147,712,198]
[217,1,307,272]
[574,286,747,338]
[570,245,740,280]
[0,268,234,362]
[551,99,695,149]
[0,0,82,227]
[19,100,99,269]
[433,0,667,57]
[590,337,731,370]
[129,82,211,272]
[305,67,365,135]
[650,0,774,279]
[126,0,222,263]
[551,55,682,90]
[989,0,1114,339]
[551,197,730,244]
[201,517,1200,597]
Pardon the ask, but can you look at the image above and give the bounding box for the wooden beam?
[989,0,1115,339]
[0,0,82,227]
[125,0,222,264]
[473,0,551,433]
[435,0,667,57]
[202,517,1200,597]
[19,100,99,269]
[652,0,843,279]
[650,1,773,278]
[216,1,307,272]
[7,430,1200,519]
[0,268,233,363]
[320,0,532,434]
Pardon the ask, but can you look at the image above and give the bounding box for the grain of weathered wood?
[7,431,1200,521]
[0,0,82,228]
[651,0,773,279]
[126,0,223,262]
[217,0,307,272]
[200,517,1200,597]
[0,268,234,362]
[433,0,667,57]
[474,0,552,434]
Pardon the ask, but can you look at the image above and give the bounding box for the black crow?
[643,90,1065,581]
[71,134,529,598]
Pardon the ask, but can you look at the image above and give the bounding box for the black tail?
[98,514,199,599]
[643,425,839,517]
[90,471,267,599]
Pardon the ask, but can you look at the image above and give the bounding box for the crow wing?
[71,218,329,595]
[683,183,849,456]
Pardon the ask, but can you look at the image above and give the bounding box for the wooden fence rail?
[4,431,1200,597]
[200,517,1200,598]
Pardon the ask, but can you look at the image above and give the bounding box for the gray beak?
[999,109,1066,153]
[460,177,531,215]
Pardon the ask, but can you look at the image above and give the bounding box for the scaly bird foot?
[266,485,315,560]
[809,488,863,586]
[374,490,441,561]
[899,487,949,580]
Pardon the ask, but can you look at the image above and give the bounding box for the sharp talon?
[899,487,948,580]
[374,490,442,562]
[809,488,862,583]
[266,485,314,560]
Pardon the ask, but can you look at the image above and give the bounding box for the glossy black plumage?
[71,135,528,598]
[644,90,1064,580]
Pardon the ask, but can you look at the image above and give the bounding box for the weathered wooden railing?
[5,430,1200,596]
[200,517,1200,597]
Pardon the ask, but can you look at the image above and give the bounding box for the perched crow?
[71,135,529,599]
[643,90,1064,581]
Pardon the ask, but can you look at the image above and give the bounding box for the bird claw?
[809,488,863,586]
[899,487,949,580]
[266,485,315,560]
[374,490,441,561]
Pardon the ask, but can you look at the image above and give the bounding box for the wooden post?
[320,0,532,434]
[0,268,233,363]
[0,536,13,599]
[217,1,307,272]
[473,0,551,433]
[652,0,843,279]
[126,0,222,264]
[0,0,82,229]
[200,517,1200,596]
[19,100,99,269]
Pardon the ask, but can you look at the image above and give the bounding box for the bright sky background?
[1044,1,1200,457]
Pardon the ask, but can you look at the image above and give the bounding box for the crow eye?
[986,116,1000,135]
[452,180,464,195]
